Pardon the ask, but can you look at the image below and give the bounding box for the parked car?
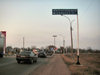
[16,51,38,64]
[38,51,47,58]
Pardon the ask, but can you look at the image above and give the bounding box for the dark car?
[46,50,53,56]
[38,51,47,58]
[55,50,62,54]
[16,51,38,64]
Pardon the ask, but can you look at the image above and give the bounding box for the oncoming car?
[16,51,38,64]
[38,50,47,58]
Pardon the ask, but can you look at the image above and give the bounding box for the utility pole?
[52,35,57,47]
[59,34,65,48]
[63,39,65,48]
[70,21,74,57]
[23,37,25,49]
[59,34,65,53]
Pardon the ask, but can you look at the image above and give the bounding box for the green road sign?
[52,9,78,15]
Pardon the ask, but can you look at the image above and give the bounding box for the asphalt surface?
[0,54,71,75]
[0,56,48,75]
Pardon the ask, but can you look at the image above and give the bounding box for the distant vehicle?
[16,51,38,64]
[46,50,53,56]
[55,50,62,54]
[0,47,4,57]
[38,51,47,58]
[0,31,6,58]
[32,49,38,55]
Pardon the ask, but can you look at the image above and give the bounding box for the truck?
[0,31,6,58]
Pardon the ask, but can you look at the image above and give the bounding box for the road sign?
[52,9,78,15]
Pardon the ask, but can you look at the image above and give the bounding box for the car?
[46,50,53,56]
[38,51,47,58]
[16,51,38,64]
[55,50,62,54]
[32,49,38,55]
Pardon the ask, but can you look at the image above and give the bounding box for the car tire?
[38,56,39,58]
[17,61,20,64]
[0,55,3,58]
[30,59,33,64]
[34,60,37,63]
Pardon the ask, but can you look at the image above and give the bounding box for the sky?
[0,0,100,50]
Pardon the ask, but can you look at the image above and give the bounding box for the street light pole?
[70,20,75,56]
[52,35,57,47]
[61,15,74,57]
[62,15,80,64]
[59,34,65,48]
[23,37,25,49]
[63,39,65,48]
[59,34,65,54]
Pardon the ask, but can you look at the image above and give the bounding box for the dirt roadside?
[30,54,71,75]
[61,53,100,75]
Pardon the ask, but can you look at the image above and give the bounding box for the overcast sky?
[0,0,100,49]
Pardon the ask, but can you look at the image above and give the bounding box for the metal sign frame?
[52,9,78,15]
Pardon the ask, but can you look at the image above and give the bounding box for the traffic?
[16,49,54,64]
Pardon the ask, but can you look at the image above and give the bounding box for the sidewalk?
[31,54,71,75]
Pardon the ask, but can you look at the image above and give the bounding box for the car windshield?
[20,51,31,55]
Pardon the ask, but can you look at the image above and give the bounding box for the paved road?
[0,54,71,75]
[0,56,48,75]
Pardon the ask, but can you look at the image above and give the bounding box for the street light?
[23,37,25,50]
[52,35,57,47]
[61,15,74,58]
[59,34,65,48]
[59,34,65,54]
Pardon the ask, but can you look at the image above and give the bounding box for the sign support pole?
[76,14,80,65]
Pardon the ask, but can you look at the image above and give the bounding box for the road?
[0,54,70,75]
[0,56,48,75]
